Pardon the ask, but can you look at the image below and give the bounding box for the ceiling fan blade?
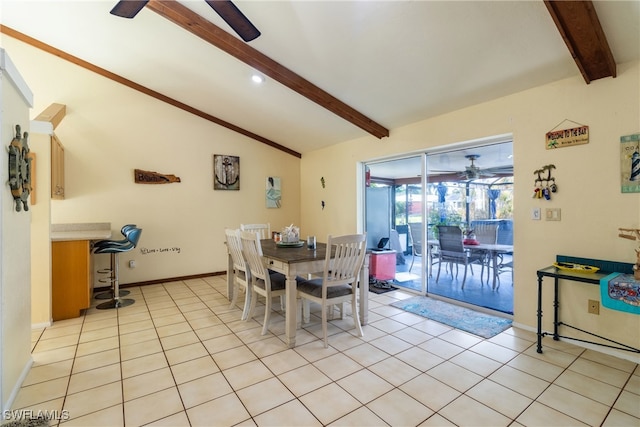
[110,0,149,18]
[205,0,261,42]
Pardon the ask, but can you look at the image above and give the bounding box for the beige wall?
[1,37,301,319]
[301,60,640,361]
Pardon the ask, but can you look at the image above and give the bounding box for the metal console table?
[536,255,639,354]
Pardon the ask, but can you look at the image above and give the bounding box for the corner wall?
[301,61,640,361]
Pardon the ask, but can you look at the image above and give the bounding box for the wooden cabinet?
[51,134,65,199]
[52,240,92,320]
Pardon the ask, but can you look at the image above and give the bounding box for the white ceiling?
[1,1,639,156]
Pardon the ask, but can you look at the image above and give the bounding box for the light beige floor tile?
[223,359,274,390]
[278,364,333,397]
[118,311,152,325]
[393,325,432,345]
[336,369,394,404]
[580,349,638,372]
[79,326,119,343]
[72,348,119,374]
[418,337,464,359]
[118,328,158,346]
[202,333,245,354]
[602,409,640,427]
[121,351,168,378]
[145,410,190,426]
[164,341,208,365]
[439,394,511,427]
[314,353,364,382]
[123,387,184,427]
[438,329,483,349]
[246,336,289,358]
[60,403,123,426]
[208,344,256,371]
[554,369,621,405]
[152,313,187,327]
[418,413,457,426]
[11,396,64,420]
[194,324,233,341]
[523,344,580,368]
[67,364,121,394]
[450,349,502,377]
[260,348,308,375]
[12,377,69,409]
[368,334,413,355]
[470,340,519,363]
[160,330,199,350]
[613,390,640,418]
[516,401,588,426]
[395,346,445,372]
[467,379,532,419]
[427,361,483,392]
[186,392,251,427]
[187,314,222,329]
[31,345,77,366]
[294,340,339,363]
[321,330,366,352]
[123,367,176,401]
[170,356,220,385]
[411,319,453,336]
[40,324,82,340]
[488,365,550,399]
[343,342,390,367]
[568,357,632,388]
[329,406,385,426]
[369,317,409,334]
[120,338,162,361]
[118,319,155,335]
[254,399,321,427]
[299,382,361,425]
[63,382,122,420]
[368,357,421,387]
[487,331,533,352]
[23,359,73,386]
[75,336,119,357]
[178,372,233,408]
[624,371,640,394]
[538,384,609,425]
[368,388,433,426]
[400,374,461,411]
[33,334,79,353]
[155,321,193,338]
[507,353,564,382]
[236,377,296,417]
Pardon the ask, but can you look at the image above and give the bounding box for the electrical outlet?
[545,208,561,221]
[588,299,600,315]
[531,207,541,220]
[129,260,136,268]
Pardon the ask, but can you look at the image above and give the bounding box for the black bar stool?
[93,224,137,299]
[93,227,142,310]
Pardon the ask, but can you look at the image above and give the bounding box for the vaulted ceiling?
[1,1,638,158]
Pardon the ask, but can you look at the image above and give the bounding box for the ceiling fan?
[459,154,513,181]
[110,0,261,42]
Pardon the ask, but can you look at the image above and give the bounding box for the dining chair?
[470,222,499,283]
[436,225,485,289]
[407,222,423,273]
[240,223,271,239]
[296,233,367,348]
[225,228,252,321]
[240,230,294,335]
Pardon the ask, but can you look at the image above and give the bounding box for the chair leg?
[241,285,251,321]
[261,295,272,335]
[436,260,442,283]
[351,295,363,338]
[461,263,469,289]
[321,300,329,348]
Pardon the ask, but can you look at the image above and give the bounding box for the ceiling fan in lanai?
[110,0,261,42]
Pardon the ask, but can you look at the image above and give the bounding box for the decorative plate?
[276,241,305,248]
[553,262,600,273]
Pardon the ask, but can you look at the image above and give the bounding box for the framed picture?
[621,133,640,193]
[213,155,240,190]
[266,176,281,208]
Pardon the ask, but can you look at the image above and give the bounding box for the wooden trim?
[0,25,301,159]
[146,0,389,139]
[96,271,224,290]
[34,103,66,129]
[544,0,616,84]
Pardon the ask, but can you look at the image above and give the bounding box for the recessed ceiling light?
[252,74,264,84]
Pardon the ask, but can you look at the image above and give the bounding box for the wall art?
[621,133,640,193]
[213,154,240,190]
[266,176,281,208]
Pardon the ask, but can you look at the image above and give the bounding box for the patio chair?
[436,225,485,289]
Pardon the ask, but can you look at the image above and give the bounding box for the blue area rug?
[391,296,512,338]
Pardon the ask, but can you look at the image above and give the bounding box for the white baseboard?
[2,356,33,412]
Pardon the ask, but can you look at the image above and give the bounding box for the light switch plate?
[531,207,541,220]
[546,208,561,221]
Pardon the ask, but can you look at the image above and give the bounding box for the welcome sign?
[546,125,589,149]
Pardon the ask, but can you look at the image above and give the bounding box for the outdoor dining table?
[226,239,370,348]
[428,239,513,289]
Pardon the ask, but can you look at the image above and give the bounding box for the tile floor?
[11,276,640,427]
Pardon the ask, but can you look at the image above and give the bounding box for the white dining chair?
[240,223,271,239]
[296,233,367,348]
[225,228,252,320]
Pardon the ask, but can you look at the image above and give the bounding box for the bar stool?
[93,224,137,299]
[94,227,142,310]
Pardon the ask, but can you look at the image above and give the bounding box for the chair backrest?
[473,223,498,244]
[239,230,268,281]
[408,223,423,255]
[437,225,464,254]
[126,227,143,247]
[240,223,271,239]
[225,228,247,273]
[321,234,367,290]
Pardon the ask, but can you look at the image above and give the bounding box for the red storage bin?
[371,250,396,280]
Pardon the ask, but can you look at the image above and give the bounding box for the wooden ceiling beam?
[146,0,390,139]
[0,25,301,158]
[544,0,616,84]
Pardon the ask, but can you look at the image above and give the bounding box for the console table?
[536,255,639,354]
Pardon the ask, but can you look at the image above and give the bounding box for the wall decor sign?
[546,123,589,149]
[213,155,240,190]
[134,169,181,184]
[620,133,640,193]
[266,176,281,208]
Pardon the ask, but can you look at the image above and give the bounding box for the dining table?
[226,239,370,348]
[428,239,513,289]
